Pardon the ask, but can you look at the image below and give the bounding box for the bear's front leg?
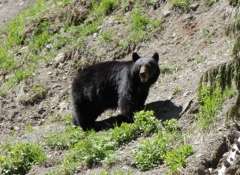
[118,92,138,123]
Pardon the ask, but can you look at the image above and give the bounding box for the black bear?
[72,52,160,131]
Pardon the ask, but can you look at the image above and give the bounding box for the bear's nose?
[140,72,145,76]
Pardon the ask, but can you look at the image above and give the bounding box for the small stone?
[54,53,65,68]
[18,1,24,6]
[183,91,192,97]
[190,3,199,11]
[162,10,171,17]
[93,33,97,38]
[122,165,130,170]
[117,33,122,37]
[13,126,20,131]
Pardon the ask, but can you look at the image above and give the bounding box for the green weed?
[134,119,193,171]
[173,86,180,95]
[202,29,212,44]
[163,144,194,173]
[133,130,171,171]
[197,85,236,131]
[100,30,115,43]
[160,63,179,74]
[58,110,158,174]
[0,142,46,175]
[169,0,192,11]
[111,110,158,146]
[119,2,162,48]
[44,125,85,150]
[25,124,34,134]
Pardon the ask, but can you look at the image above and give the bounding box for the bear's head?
[132,52,160,83]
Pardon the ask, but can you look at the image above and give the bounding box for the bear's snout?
[139,66,149,83]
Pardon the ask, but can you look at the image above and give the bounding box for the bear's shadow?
[95,100,182,131]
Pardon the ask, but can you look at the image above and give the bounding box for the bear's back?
[75,61,133,84]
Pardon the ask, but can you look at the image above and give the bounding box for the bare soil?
[0,0,239,174]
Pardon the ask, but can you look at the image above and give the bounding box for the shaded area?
[145,100,182,122]
[94,100,182,131]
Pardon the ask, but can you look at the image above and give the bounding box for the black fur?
[72,52,160,131]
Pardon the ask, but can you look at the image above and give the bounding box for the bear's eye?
[146,63,150,68]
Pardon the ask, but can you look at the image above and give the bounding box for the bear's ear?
[132,52,140,62]
[152,52,159,63]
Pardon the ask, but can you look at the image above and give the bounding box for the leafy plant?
[163,144,194,173]
[100,30,115,43]
[25,124,34,134]
[59,110,158,174]
[163,119,179,132]
[197,85,236,131]
[202,29,212,43]
[44,125,85,150]
[134,119,193,171]
[0,142,46,175]
[169,0,192,11]
[119,2,162,48]
[173,86,180,95]
[111,110,158,146]
[133,130,171,171]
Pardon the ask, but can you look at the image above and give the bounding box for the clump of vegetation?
[169,0,192,11]
[0,142,46,175]
[25,124,34,134]
[120,2,162,48]
[111,110,158,146]
[163,144,194,173]
[197,85,236,131]
[59,110,158,174]
[133,130,171,171]
[173,86,180,95]
[160,63,179,74]
[133,119,193,172]
[44,115,86,150]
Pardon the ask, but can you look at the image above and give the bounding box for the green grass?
[133,119,193,172]
[169,0,192,11]
[44,115,85,150]
[120,2,162,48]
[173,86,180,95]
[61,111,158,173]
[46,113,192,174]
[160,63,179,74]
[25,124,34,134]
[197,85,236,131]
[163,144,194,173]
[0,142,46,175]
[0,0,163,96]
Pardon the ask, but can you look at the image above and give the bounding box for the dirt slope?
[0,0,239,174]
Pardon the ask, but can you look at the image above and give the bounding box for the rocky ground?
[0,0,240,174]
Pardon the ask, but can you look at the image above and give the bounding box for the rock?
[182,14,193,23]
[59,101,68,111]
[190,2,199,11]
[183,91,192,97]
[13,126,20,131]
[54,53,66,68]
[180,99,193,116]
[162,10,171,17]
[71,6,90,26]
[93,32,97,38]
